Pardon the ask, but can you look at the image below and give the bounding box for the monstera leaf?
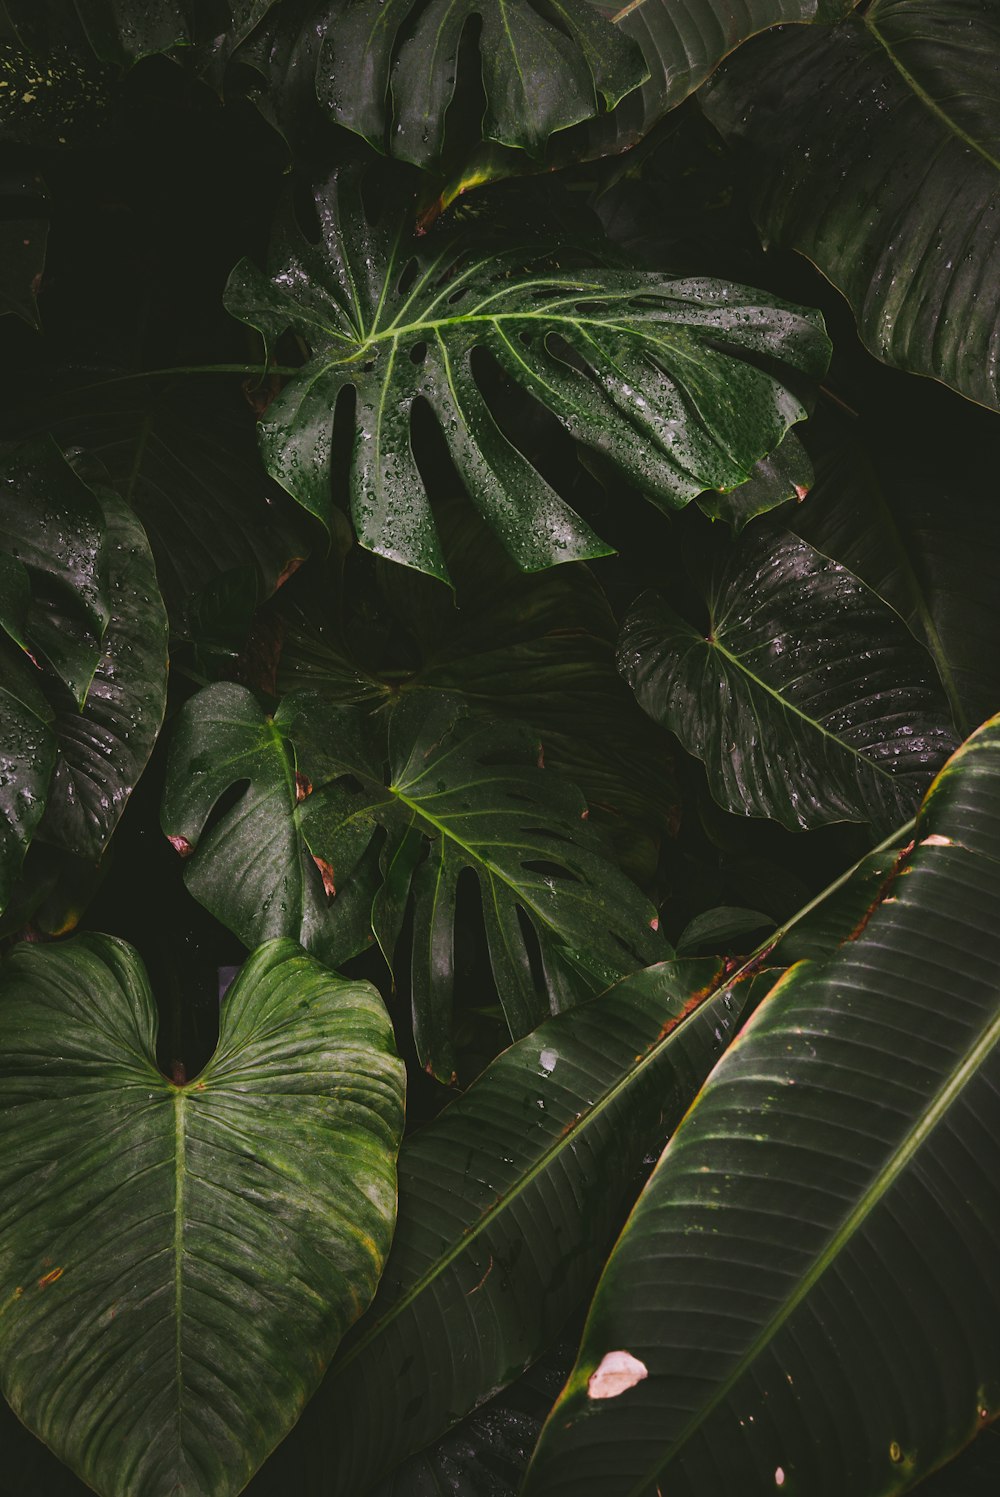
[275,497,679,860]
[311,0,647,164]
[0,935,405,1497]
[619,521,958,833]
[525,714,1000,1497]
[702,0,1000,411]
[245,957,774,1496]
[224,168,830,582]
[162,684,661,1078]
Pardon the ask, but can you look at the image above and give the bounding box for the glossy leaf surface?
[18,380,313,631]
[224,169,830,581]
[526,716,1000,1496]
[162,685,660,1076]
[37,486,168,862]
[702,0,1000,410]
[249,958,773,1496]
[311,0,647,165]
[0,935,405,1497]
[584,0,856,158]
[792,431,1000,737]
[619,522,957,832]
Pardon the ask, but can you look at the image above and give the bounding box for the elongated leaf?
[366,1338,577,1497]
[162,684,661,1078]
[37,486,168,861]
[583,0,857,158]
[246,957,772,1497]
[0,935,405,1497]
[525,715,1000,1497]
[224,168,830,581]
[619,522,957,833]
[702,1,1000,411]
[791,432,1000,737]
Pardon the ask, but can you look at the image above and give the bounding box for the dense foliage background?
[1,1,1000,1493]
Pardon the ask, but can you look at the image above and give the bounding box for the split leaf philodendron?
[1,3,998,1496]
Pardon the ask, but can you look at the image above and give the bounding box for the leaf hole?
[410,340,428,365]
[397,257,420,296]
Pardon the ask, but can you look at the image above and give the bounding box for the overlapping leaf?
[224,168,830,581]
[525,714,1000,1496]
[162,684,661,1077]
[702,0,1000,410]
[246,957,772,1497]
[311,0,647,165]
[0,441,113,911]
[792,431,1000,737]
[582,0,857,158]
[18,380,313,631]
[619,521,958,833]
[275,498,679,861]
[0,935,405,1497]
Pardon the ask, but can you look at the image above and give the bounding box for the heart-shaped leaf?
[702,0,1000,411]
[619,522,958,833]
[224,168,830,581]
[0,934,405,1497]
[245,956,774,1496]
[525,714,1000,1496]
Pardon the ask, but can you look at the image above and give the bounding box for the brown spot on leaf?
[274,556,305,591]
[242,372,284,418]
[295,772,313,802]
[168,835,193,858]
[37,1268,63,1288]
[794,484,810,501]
[171,1061,187,1086]
[313,855,336,898]
[588,1350,647,1399]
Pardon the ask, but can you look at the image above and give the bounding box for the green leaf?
[247,957,772,1496]
[583,0,858,158]
[0,436,110,699]
[162,684,662,1078]
[224,168,830,581]
[0,165,47,327]
[0,934,405,1497]
[701,0,1000,411]
[304,0,647,166]
[15,380,313,632]
[0,638,56,916]
[675,905,774,955]
[36,485,168,862]
[791,433,1000,738]
[697,428,813,530]
[276,497,680,860]
[619,522,958,833]
[524,715,1000,1497]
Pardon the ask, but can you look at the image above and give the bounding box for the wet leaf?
[0,935,405,1497]
[525,714,1000,1496]
[619,522,958,833]
[224,167,830,581]
[161,685,662,1077]
[246,958,772,1496]
[702,0,1000,411]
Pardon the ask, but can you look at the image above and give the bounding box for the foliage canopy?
[1,0,1000,1494]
